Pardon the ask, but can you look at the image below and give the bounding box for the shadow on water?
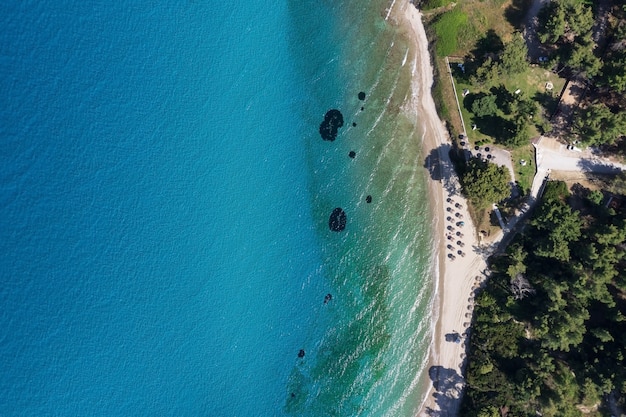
[423,143,459,196]
[425,365,465,416]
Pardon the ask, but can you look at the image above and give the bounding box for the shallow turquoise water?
[0,1,434,415]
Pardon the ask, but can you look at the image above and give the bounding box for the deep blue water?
[1,1,433,415]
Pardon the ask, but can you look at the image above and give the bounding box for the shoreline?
[395,2,490,415]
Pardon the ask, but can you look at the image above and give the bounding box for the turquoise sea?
[0,0,434,415]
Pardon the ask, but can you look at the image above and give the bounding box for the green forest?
[461,179,626,416]
[420,0,626,415]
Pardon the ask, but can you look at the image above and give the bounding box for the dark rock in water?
[319,109,344,141]
[352,122,357,127]
[360,106,364,111]
[324,293,332,304]
[358,91,366,100]
[348,151,356,158]
[329,208,347,232]
[291,393,296,398]
[366,195,372,204]
[298,349,305,358]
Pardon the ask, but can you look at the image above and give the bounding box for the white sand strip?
[396,3,490,415]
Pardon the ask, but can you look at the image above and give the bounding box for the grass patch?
[427,0,536,57]
[511,144,536,195]
[426,0,539,141]
[467,205,501,240]
[433,9,468,57]
[431,72,451,122]
[445,0,519,57]
[421,0,455,11]
[434,58,463,137]
[450,66,565,144]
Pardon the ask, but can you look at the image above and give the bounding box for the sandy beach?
[395,2,490,415]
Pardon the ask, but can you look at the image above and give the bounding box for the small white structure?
[514,89,521,95]
[520,159,527,166]
[462,89,470,97]
[545,81,554,90]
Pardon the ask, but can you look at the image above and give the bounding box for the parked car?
[567,144,582,152]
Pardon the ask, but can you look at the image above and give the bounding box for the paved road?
[495,136,625,250]
[517,136,625,216]
[466,145,515,183]
[535,137,626,174]
[529,137,626,202]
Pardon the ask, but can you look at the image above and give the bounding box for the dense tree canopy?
[461,180,626,415]
[502,115,531,148]
[499,34,528,75]
[538,2,567,44]
[461,158,511,209]
[610,171,626,196]
[511,96,537,120]
[471,57,500,87]
[537,0,600,79]
[603,51,626,92]
[573,102,626,146]
[566,37,602,78]
[537,0,594,44]
[529,195,582,261]
[471,94,498,117]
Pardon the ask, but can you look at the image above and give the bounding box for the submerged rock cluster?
[320,92,375,232]
[318,109,344,142]
[291,91,379,405]
[328,207,347,232]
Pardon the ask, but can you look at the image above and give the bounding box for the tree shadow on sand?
[423,143,461,196]
[470,241,500,259]
[425,365,466,416]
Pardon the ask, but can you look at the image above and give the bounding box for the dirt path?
[522,0,550,61]
[592,0,611,46]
